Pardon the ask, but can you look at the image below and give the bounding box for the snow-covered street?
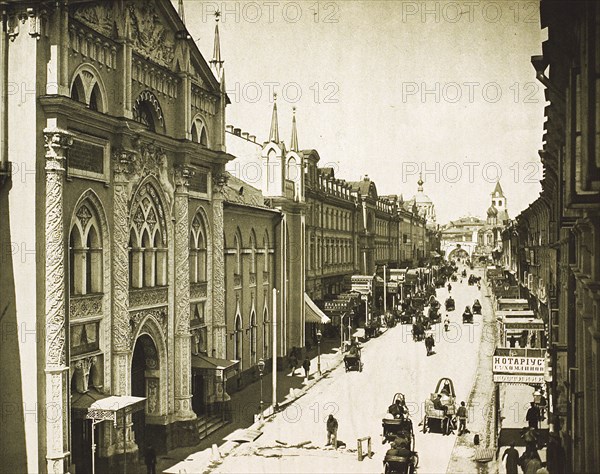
[210,266,493,473]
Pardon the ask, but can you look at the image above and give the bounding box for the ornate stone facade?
[44,128,73,473]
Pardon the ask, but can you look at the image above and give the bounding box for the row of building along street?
[0,1,598,473]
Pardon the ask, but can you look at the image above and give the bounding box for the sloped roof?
[223,173,270,209]
[492,181,505,197]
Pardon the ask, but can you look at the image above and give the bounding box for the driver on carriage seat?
[388,399,405,419]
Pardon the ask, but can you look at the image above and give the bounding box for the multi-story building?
[221,174,280,391]
[304,156,357,300]
[440,216,485,260]
[0,1,241,472]
[516,2,600,471]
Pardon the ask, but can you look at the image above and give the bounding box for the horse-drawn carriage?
[462,306,473,324]
[472,299,482,315]
[445,296,455,312]
[382,393,419,474]
[422,378,457,434]
[412,320,425,342]
[364,319,381,339]
[343,344,363,372]
[428,305,441,324]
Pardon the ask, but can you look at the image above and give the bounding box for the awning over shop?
[305,293,331,324]
[71,389,109,418]
[86,395,146,422]
[191,354,239,373]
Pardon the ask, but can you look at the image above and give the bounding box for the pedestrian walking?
[456,401,469,435]
[144,445,157,474]
[502,443,520,474]
[526,401,541,429]
[288,347,298,376]
[302,356,311,379]
[326,414,338,448]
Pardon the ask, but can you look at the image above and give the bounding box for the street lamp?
[316,330,322,375]
[257,358,265,420]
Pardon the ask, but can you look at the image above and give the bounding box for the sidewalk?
[446,268,498,473]
[143,336,344,474]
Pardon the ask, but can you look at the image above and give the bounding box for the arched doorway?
[448,246,469,261]
[131,334,160,455]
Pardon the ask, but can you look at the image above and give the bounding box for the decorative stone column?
[211,172,228,359]
[43,128,73,474]
[173,165,195,420]
[111,150,137,454]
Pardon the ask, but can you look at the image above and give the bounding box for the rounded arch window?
[133,90,165,133]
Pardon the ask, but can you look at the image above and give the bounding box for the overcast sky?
[182,0,546,223]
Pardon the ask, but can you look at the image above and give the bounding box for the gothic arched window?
[69,201,103,295]
[263,307,269,358]
[190,214,208,283]
[234,314,243,364]
[129,183,168,288]
[263,232,270,274]
[191,117,209,148]
[250,311,257,366]
[249,231,257,274]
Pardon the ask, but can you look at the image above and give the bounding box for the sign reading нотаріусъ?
[492,356,545,374]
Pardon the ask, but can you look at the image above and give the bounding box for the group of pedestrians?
[288,346,312,379]
[501,396,554,474]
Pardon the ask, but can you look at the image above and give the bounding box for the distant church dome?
[487,205,498,217]
[413,175,433,204]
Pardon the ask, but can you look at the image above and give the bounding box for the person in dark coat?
[526,402,541,429]
[302,357,311,379]
[326,414,338,448]
[144,445,157,474]
[502,443,519,474]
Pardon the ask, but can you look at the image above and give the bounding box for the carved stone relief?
[127,0,175,68]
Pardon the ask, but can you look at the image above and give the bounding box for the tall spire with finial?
[290,107,299,151]
[417,173,424,192]
[210,10,223,78]
[178,0,186,24]
[269,93,280,143]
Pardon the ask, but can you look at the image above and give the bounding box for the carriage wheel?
[422,417,428,433]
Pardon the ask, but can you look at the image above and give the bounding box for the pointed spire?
[178,0,185,25]
[210,10,223,78]
[269,93,280,143]
[492,180,504,197]
[290,107,299,151]
[417,173,424,192]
